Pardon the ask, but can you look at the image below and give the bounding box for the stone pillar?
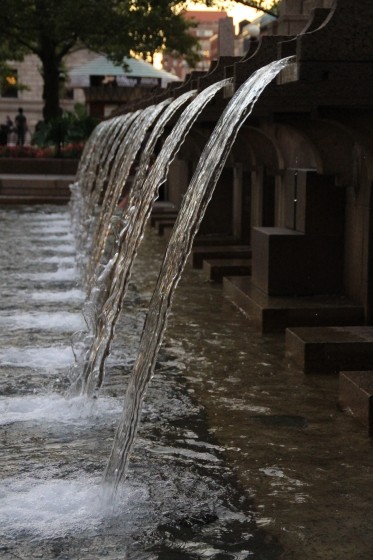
[199,167,234,237]
[232,163,244,240]
[166,158,189,207]
[251,171,346,296]
[277,0,311,34]
[218,18,235,57]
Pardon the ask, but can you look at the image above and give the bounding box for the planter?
[0,158,79,175]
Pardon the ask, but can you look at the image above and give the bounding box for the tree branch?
[228,1,280,18]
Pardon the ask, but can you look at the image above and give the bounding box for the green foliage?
[0,0,281,119]
[0,0,201,119]
[204,0,281,17]
[238,0,281,16]
[32,104,98,153]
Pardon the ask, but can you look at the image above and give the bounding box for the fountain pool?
[0,205,372,559]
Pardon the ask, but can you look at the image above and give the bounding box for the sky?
[186,1,259,29]
[154,1,261,68]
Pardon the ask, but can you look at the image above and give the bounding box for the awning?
[69,55,180,88]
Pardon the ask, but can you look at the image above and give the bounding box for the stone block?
[223,277,364,333]
[150,212,178,227]
[0,158,78,175]
[202,258,251,283]
[251,227,343,296]
[286,326,373,374]
[192,245,251,269]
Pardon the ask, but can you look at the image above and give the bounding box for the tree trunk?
[40,50,62,121]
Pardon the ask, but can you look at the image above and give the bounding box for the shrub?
[31,103,98,155]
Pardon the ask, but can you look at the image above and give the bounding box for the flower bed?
[0,143,84,159]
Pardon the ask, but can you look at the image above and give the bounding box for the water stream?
[86,104,167,282]
[104,58,292,495]
[72,80,230,396]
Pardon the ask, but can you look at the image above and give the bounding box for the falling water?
[73,80,230,396]
[86,103,169,283]
[83,91,195,317]
[71,113,140,266]
[104,57,292,495]
[78,116,134,222]
[69,119,111,242]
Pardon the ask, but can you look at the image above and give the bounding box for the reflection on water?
[0,205,372,559]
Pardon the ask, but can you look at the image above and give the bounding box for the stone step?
[193,235,239,247]
[192,245,251,269]
[0,195,69,205]
[339,371,373,436]
[0,185,71,196]
[202,258,252,283]
[156,220,176,236]
[223,277,365,333]
[286,326,373,374]
[0,174,74,203]
[150,211,179,227]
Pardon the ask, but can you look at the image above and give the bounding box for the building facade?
[0,49,98,142]
[162,11,230,81]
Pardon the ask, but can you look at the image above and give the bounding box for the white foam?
[30,288,85,303]
[0,476,146,538]
[18,268,78,282]
[40,245,75,254]
[0,394,122,425]
[37,255,76,264]
[0,346,74,368]
[0,311,86,332]
[41,233,74,242]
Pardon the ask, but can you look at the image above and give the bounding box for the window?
[1,69,18,98]
[197,29,214,38]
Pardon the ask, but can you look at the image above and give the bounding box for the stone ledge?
[286,326,373,374]
[0,158,78,175]
[0,195,69,205]
[150,211,178,227]
[203,258,252,283]
[192,245,251,269]
[223,277,364,333]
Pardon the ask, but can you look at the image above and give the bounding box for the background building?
[0,50,179,140]
[162,11,230,81]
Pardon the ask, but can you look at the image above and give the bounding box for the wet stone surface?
[0,206,283,559]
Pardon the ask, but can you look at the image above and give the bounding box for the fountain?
[0,0,372,558]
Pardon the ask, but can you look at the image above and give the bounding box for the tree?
[204,0,281,17]
[0,0,199,121]
[201,0,281,18]
[231,1,280,17]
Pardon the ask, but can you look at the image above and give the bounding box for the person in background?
[15,107,27,146]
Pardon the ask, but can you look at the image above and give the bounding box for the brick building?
[162,11,231,81]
